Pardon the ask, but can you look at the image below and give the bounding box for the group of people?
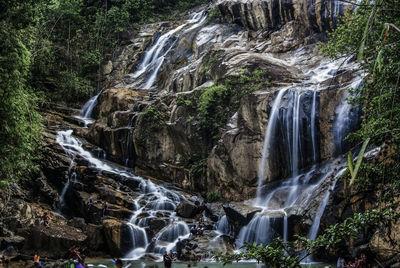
[190,217,206,236]
[337,253,370,268]
[87,198,108,217]
[33,252,47,267]
[190,225,204,236]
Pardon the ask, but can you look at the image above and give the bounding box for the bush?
[206,191,221,202]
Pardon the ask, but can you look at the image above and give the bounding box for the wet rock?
[370,226,400,262]
[176,200,200,218]
[102,219,125,256]
[217,0,353,33]
[102,60,113,76]
[68,218,107,253]
[205,202,224,222]
[223,203,261,228]
[25,225,87,259]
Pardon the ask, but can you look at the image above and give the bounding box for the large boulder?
[176,200,200,218]
[102,219,135,256]
[24,225,87,259]
[223,203,261,230]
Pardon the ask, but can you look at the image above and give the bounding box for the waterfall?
[131,11,207,90]
[75,92,101,127]
[216,216,232,235]
[311,89,318,163]
[291,92,302,176]
[255,88,288,204]
[56,129,188,260]
[333,79,363,155]
[237,214,272,247]
[304,167,346,263]
[240,57,360,247]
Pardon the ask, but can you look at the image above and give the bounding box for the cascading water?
[74,91,102,127]
[216,216,232,235]
[74,11,207,127]
[56,130,190,260]
[125,113,137,168]
[129,11,207,90]
[239,57,360,248]
[333,79,363,155]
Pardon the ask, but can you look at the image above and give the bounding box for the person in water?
[163,252,172,268]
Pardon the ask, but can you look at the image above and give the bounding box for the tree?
[0,2,43,186]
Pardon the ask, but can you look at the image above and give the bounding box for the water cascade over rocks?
[120,11,207,90]
[238,58,361,248]
[56,130,191,259]
[50,0,365,261]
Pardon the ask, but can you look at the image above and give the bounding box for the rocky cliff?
[80,0,356,201]
[3,0,390,264]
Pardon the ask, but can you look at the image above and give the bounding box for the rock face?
[217,0,352,33]
[1,0,373,263]
[79,0,360,202]
[224,203,262,230]
[25,225,87,258]
[176,200,201,218]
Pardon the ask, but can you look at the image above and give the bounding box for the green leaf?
[350,138,371,186]
[347,151,354,178]
[358,3,377,61]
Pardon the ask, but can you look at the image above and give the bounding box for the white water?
[131,11,207,89]
[255,88,287,205]
[240,56,359,247]
[56,130,189,260]
[75,92,101,127]
[333,78,363,155]
[216,215,232,235]
[311,89,318,163]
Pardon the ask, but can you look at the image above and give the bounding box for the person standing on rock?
[87,198,94,212]
[163,252,172,268]
[101,201,108,217]
[176,238,183,260]
[42,212,50,227]
[115,259,123,268]
[33,251,41,267]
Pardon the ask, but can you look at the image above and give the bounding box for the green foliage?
[140,106,165,130]
[179,154,206,179]
[347,138,370,185]
[207,6,223,23]
[28,0,211,103]
[320,0,400,146]
[0,5,43,184]
[206,191,222,202]
[190,158,206,179]
[344,144,400,205]
[176,94,195,109]
[201,52,221,75]
[215,209,399,267]
[176,68,272,151]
